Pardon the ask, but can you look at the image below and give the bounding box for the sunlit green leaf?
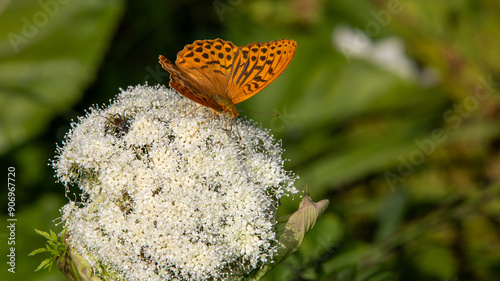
[0,0,124,154]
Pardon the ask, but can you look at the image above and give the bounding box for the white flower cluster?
[53,84,298,280]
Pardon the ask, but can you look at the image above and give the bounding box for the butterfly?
[158,38,296,133]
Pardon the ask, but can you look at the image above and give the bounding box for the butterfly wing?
[226,39,296,104]
[159,55,224,111]
[175,39,238,97]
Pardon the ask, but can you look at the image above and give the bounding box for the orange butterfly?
[159,38,296,133]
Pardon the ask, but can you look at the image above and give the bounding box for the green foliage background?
[1,0,500,280]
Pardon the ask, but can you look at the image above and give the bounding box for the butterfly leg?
[223,117,241,139]
[182,105,202,118]
[223,117,232,137]
[192,111,216,136]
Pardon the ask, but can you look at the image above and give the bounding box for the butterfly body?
[213,94,239,117]
[159,38,296,128]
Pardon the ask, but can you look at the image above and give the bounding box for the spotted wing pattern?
[159,38,296,113]
[227,39,296,104]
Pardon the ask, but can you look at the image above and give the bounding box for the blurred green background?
[1,0,500,280]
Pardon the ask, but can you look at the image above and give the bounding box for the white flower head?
[52,84,298,280]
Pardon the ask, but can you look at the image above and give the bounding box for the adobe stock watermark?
[269,106,296,132]
[6,167,17,274]
[280,235,339,280]
[385,74,500,190]
[212,0,242,21]
[143,63,169,85]
[335,0,406,63]
[7,0,71,54]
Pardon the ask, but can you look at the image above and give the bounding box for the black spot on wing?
[242,50,249,59]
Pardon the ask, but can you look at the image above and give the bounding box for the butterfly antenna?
[238,109,279,116]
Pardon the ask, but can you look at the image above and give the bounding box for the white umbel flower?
[52,84,298,280]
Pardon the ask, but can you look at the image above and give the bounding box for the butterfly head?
[214,95,239,118]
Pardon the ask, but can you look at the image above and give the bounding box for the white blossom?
[53,84,298,280]
[331,24,439,86]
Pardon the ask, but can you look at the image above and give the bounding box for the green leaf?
[34,228,51,240]
[35,258,52,272]
[28,247,49,256]
[366,272,398,281]
[0,0,124,154]
[336,265,356,281]
[325,264,397,281]
[374,188,407,241]
[31,228,67,273]
[50,229,58,241]
[249,191,329,280]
